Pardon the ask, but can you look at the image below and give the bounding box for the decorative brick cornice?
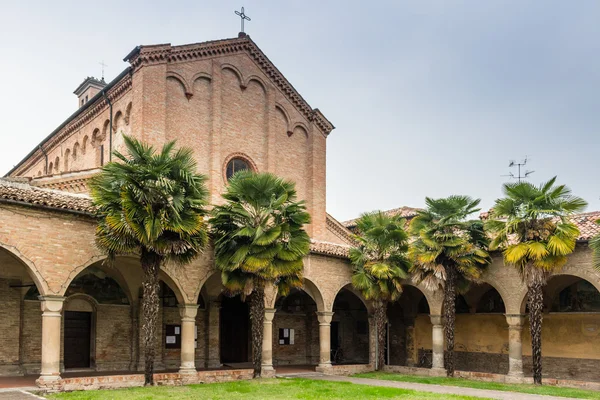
[309,239,350,259]
[326,214,357,246]
[10,72,132,177]
[126,37,334,136]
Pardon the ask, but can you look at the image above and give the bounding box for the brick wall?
[21,300,42,374]
[95,305,132,371]
[272,312,319,366]
[0,279,21,374]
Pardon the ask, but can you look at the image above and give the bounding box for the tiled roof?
[309,239,350,259]
[342,206,421,228]
[571,212,600,240]
[0,179,95,215]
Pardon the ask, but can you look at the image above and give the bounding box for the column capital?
[429,314,444,326]
[39,296,66,315]
[179,304,199,321]
[264,308,276,322]
[316,311,334,324]
[505,314,525,328]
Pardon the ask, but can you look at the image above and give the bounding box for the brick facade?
[0,33,599,390]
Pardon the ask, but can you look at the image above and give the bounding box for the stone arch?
[102,119,110,138]
[275,104,290,133]
[124,102,132,125]
[166,74,189,97]
[63,149,71,171]
[0,242,48,296]
[82,135,89,153]
[290,123,309,138]
[191,72,212,86]
[59,256,134,304]
[404,282,442,315]
[72,142,80,160]
[91,129,101,147]
[475,286,506,313]
[113,110,123,133]
[221,64,244,87]
[244,75,268,94]
[333,283,371,313]
[267,277,326,312]
[64,293,98,311]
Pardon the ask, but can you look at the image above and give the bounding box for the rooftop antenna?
[99,61,108,82]
[503,156,534,183]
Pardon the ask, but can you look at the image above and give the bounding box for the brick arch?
[403,281,443,315]
[519,270,600,313]
[166,74,189,98]
[266,277,326,312]
[333,283,371,313]
[58,255,186,305]
[275,104,291,133]
[0,241,49,296]
[243,75,268,94]
[469,280,510,314]
[221,63,244,87]
[290,123,309,138]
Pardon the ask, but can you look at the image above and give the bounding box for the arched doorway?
[272,289,319,368]
[331,287,369,365]
[60,266,130,371]
[387,285,432,367]
[0,246,45,376]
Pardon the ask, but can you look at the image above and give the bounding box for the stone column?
[316,311,334,370]
[36,296,65,387]
[261,309,276,375]
[179,304,199,374]
[430,315,445,371]
[506,314,525,379]
[206,300,221,368]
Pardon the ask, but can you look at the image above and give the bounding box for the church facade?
[1,34,599,390]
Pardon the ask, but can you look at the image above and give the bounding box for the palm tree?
[210,171,311,378]
[89,136,209,385]
[486,177,587,385]
[409,196,490,377]
[349,212,410,370]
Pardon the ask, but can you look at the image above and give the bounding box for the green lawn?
[46,378,487,400]
[355,372,600,399]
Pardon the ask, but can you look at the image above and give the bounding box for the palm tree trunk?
[248,283,265,378]
[374,300,387,371]
[443,265,457,377]
[140,248,161,386]
[527,268,545,385]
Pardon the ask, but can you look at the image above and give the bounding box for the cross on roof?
[99,60,108,81]
[234,7,251,33]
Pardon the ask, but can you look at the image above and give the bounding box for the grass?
[355,372,600,399]
[46,378,488,400]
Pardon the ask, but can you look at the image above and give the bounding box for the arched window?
[226,158,250,180]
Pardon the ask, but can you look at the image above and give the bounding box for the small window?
[226,158,250,180]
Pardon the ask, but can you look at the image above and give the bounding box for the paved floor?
[0,391,45,400]
[291,374,584,400]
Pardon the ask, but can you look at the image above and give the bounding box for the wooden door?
[64,311,91,369]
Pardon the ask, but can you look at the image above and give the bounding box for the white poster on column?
[290,329,295,345]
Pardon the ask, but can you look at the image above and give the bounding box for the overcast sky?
[1,1,598,221]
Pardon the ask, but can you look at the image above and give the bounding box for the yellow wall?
[414,313,600,361]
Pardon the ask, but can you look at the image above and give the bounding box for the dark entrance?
[220,295,249,364]
[64,311,92,369]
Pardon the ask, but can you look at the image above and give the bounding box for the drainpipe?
[38,145,48,175]
[102,90,113,161]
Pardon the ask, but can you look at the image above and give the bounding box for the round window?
[226,158,250,180]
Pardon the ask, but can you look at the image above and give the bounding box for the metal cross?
[235,7,251,33]
[99,60,108,81]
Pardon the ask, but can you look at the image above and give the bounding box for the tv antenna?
[503,156,534,183]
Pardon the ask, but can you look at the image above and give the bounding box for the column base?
[178,367,197,375]
[429,367,446,377]
[315,363,333,374]
[261,365,276,378]
[36,375,63,391]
